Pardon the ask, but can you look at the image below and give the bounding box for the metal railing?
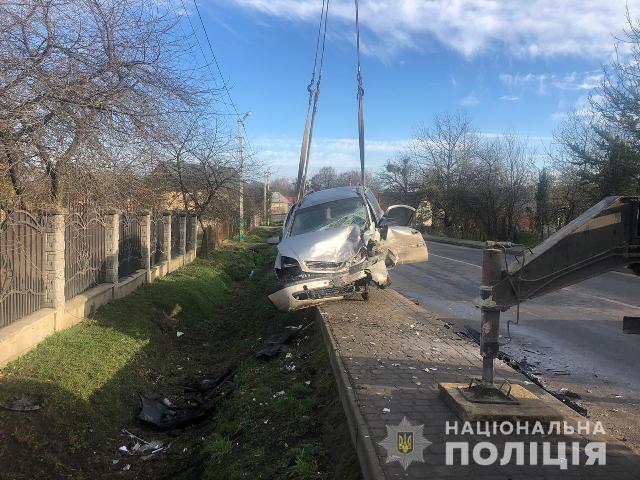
[118,212,142,278]
[64,207,107,300]
[0,209,46,326]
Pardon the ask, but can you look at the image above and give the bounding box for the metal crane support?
[490,196,640,310]
[469,195,640,403]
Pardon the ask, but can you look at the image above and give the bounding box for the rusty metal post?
[480,248,504,386]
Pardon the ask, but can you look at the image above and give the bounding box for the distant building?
[270,191,292,223]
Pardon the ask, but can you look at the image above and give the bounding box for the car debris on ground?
[137,369,236,430]
[254,322,313,359]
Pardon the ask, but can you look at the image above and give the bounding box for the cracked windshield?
[290,198,368,236]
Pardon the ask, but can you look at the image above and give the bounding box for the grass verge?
[0,228,362,480]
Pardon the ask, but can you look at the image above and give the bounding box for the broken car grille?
[292,284,355,301]
[304,260,346,270]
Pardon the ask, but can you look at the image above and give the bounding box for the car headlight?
[278,256,302,279]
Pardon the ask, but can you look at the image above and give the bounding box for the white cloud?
[499,70,604,95]
[253,136,410,176]
[499,95,520,102]
[229,0,637,59]
[499,73,550,94]
[553,71,603,90]
[459,93,480,107]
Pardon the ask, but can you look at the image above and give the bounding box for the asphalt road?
[391,240,640,451]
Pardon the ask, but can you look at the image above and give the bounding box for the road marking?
[563,287,640,310]
[429,253,481,269]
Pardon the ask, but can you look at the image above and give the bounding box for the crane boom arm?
[491,196,640,310]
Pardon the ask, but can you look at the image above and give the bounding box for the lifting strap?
[296,0,329,201]
[355,0,365,186]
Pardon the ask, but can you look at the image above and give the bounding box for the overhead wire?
[177,0,237,116]
[190,0,240,117]
[179,0,256,164]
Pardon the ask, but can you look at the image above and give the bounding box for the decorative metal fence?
[0,209,46,326]
[150,212,164,266]
[118,212,142,278]
[64,207,107,300]
[171,213,180,256]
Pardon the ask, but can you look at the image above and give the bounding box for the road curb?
[315,307,386,480]
[423,234,485,249]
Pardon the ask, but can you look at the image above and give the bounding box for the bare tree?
[0,0,202,206]
[499,133,535,238]
[413,112,478,234]
[377,155,419,205]
[310,166,338,191]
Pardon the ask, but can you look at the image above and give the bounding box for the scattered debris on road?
[459,325,590,416]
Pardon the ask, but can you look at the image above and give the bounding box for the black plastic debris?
[254,323,313,360]
[0,395,44,412]
[555,390,588,416]
[255,343,284,359]
[138,369,236,430]
[182,369,235,399]
[138,394,209,430]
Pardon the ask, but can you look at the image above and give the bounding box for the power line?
[177,0,237,114]
[190,0,240,117]
[176,0,258,167]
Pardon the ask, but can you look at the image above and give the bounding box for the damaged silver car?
[268,186,428,311]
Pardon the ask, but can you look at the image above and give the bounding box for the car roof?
[298,186,365,209]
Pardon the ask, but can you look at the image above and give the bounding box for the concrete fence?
[0,209,198,367]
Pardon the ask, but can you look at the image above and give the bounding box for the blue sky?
[183,0,639,178]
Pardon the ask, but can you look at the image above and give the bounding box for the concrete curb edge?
[423,234,485,249]
[315,307,386,480]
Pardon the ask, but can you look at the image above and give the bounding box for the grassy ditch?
[0,228,361,480]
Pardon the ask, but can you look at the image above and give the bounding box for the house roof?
[271,192,291,204]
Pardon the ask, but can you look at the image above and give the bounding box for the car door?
[377,205,428,265]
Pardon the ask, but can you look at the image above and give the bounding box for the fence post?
[139,211,151,282]
[42,207,66,311]
[162,211,172,264]
[104,209,120,284]
[178,213,187,264]
[189,215,198,256]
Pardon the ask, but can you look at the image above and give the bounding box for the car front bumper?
[268,270,368,311]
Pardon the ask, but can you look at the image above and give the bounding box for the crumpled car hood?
[278,226,363,265]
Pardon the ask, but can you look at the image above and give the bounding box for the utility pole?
[263,171,270,226]
[238,112,251,239]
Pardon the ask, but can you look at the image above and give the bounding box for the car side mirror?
[267,235,281,245]
[379,205,416,227]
